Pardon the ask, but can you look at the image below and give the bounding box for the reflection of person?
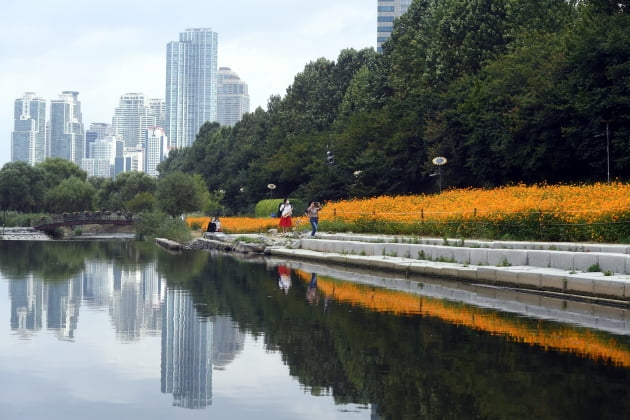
[305,201,322,236]
[278,198,293,234]
[278,265,291,294]
[306,273,318,305]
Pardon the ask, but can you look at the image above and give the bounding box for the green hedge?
[254,198,306,218]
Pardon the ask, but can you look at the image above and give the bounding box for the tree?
[37,157,87,189]
[45,177,96,213]
[0,161,47,212]
[155,172,204,218]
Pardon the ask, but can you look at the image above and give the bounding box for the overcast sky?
[0,0,376,166]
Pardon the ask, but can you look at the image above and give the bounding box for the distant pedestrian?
[305,201,322,236]
[278,198,293,234]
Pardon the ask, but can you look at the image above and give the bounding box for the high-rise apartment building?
[85,122,112,159]
[11,92,47,165]
[145,127,169,177]
[217,67,250,127]
[149,98,166,130]
[377,0,412,52]
[49,91,84,165]
[113,93,154,148]
[165,28,218,149]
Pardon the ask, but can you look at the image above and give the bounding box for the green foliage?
[44,177,96,213]
[156,172,204,218]
[134,210,192,243]
[125,191,155,213]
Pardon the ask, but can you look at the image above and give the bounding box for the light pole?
[267,183,276,199]
[595,122,610,183]
[431,157,448,193]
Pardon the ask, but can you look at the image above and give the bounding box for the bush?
[254,198,305,218]
[135,211,192,243]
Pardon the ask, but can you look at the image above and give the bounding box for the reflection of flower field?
[190,183,630,240]
[295,270,630,367]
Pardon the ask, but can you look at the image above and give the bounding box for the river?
[0,240,628,419]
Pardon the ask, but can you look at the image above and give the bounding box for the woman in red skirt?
[278,198,292,233]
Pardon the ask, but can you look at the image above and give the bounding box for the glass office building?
[165,28,218,149]
[377,0,412,52]
[217,67,250,127]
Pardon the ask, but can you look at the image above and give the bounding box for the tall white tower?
[165,28,218,149]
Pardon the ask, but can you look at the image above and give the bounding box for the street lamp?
[431,156,447,193]
[595,122,610,183]
[267,183,276,198]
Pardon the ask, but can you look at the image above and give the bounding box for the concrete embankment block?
[540,273,567,292]
[488,249,528,267]
[433,246,454,262]
[527,251,550,269]
[476,267,497,283]
[549,252,575,271]
[470,249,489,266]
[592,278,627,300]
[451,248,471,264]
[572,253,600,272]
[565,276,594,295]
[516,270,542,288]
[598,253,629,274]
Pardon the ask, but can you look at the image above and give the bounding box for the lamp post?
[267,183,276,199]
[595,122,610,183]
[431,157,447,193]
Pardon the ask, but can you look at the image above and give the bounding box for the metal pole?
[606,122,610,183]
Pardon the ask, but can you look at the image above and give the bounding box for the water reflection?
[0,241,628,419]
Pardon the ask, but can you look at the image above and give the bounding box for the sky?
[0,0,377,167]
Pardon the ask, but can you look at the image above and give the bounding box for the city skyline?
[0,0,377,167]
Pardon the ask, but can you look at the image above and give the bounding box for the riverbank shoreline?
[186,231,630,305]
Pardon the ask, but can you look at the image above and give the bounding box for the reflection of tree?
[0,241,160,282]
[174,254,630,420]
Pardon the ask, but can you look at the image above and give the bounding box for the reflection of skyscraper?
[212,315,244,369]
[161,289,213,409]
[165,28,218,149]
[45,274,83,340]
[110,262,164,340]
[9,274,44,338]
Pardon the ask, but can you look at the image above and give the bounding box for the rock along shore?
[183,231,630,305]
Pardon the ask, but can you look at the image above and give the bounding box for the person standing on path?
[305,201,322,236]
[278,198,293,234]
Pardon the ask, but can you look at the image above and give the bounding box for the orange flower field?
[188,183,630,241]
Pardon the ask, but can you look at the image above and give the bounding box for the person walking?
[305,201,322,236]
[278,198,293,234]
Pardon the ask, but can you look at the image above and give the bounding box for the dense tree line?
[155,0,629,215]
[0,157,206,218]
[2,1,628,218]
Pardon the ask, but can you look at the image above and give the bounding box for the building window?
[378,16,395,22]
[378,6,395,12]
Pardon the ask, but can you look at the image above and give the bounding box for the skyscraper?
[217,67,250,127]
[377,0,412,52]
[165,28,218,149]
[145,127,169,177]
[49,91,84,165]
[11,92,47,165]
[149,98,166,130]
[112,93,153,148]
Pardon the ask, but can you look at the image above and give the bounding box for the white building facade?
[217,67,250,127]
[49,91,84,165]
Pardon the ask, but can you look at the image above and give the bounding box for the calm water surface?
[0,240,628,420]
